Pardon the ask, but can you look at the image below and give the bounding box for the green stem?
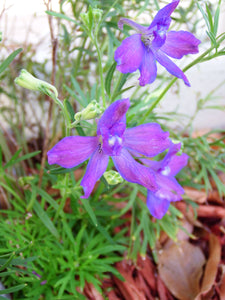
[139,34,225,124]
[50,94,71,134]
[93,37,106,108]
[74,37,87,77]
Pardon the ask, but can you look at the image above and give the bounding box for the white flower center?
[161,166,171,176]
[108,135,122,146]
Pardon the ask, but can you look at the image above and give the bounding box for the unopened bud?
[74,100,104,122]
[103,170,123,185]
[80,12,90,30]
[80,6,103,33]
[15,69,58,97]
[18,176,35,187]
[93,8,103,24]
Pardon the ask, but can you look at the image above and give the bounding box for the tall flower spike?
[114,0,201,86]
[47,98,171,199]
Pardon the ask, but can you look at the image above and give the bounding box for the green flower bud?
[14,69,58,97]
[80,12,91,31]
[18,176,35,187]
[93,8,103,24]
[80,6,103,33]
[103,170,123,185]
[74,100,104,122]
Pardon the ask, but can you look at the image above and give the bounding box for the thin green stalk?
[52,98,71,221]
[139,34,225,124]
[74,37,87,77]
[54,174,69,221]
[93,38,106,108]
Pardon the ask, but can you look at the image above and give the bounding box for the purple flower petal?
[80,148,109,198]
[154,50,190,86]
[156,173,184,201]
[97,98,130,135]
[167,153,189,176]
[151,30,167,50]
[156,142,182,173]
[138,49,157,86]
[148,0,179,31]
[140,158,161,171]
[118,18,148,33]
[124,123,170,156]
[32,271,41,279]
[161,30,201,59]
[112,148,158,191]
[147,190,170,219]
[157,142,188,176]
[141,142,188,176]
[47,136,99,168]
[114,34,145,73]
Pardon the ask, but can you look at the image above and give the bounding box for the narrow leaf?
[105,62,116,95]
[4,150,41,170]
[0,284,27,294]
[64,99,75,121]
[45,10,78,24]
[79,197,98,227]
[33,201,59,239]
[213,0,221,36]
[0,48,23,74]
[70,75,88,106]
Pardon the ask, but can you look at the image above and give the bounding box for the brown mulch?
[82,195,225,300]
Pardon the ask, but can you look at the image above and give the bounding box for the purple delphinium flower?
[114,0,201,86]
[47,98,171,198]
[141,142,188,219]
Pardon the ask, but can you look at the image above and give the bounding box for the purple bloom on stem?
[47,98,171,198]
[114,0,201,86]
[141,142,189,219]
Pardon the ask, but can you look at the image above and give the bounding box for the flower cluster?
[47,98,188,218]
[45,1,199,219]
[114,0,200,86]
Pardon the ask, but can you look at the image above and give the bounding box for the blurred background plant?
[0,0,225,298]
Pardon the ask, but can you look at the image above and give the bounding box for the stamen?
[98,143,102,153]
[141,34,154,47]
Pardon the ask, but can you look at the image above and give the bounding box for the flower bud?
[103,170,123,185]
[80,6,103,33]
[18,176,35,188]
[93,8,103,25]
[80,12,91,30]
[74,100,104,122]
[14,69,58,97]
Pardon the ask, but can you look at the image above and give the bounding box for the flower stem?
[139,34,225,124]
[50,94,71,134]
[93,37,106,108]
